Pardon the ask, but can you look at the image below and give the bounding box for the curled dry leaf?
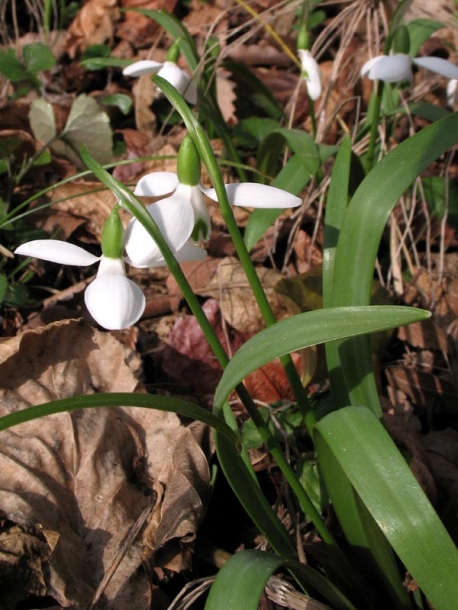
[0,319,209,608]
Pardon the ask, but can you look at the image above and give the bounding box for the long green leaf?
[0,393,237,443]
[331,112,458,411]
[205,549,358,610]
[214,306,430,411]
[315,406,458,610]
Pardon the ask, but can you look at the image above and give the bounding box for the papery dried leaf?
[0,319,183,608]
[385,363,456,410]
[147,425,210,572]
[244,353,302,403]
[398,318,448,352]
[201,257,297,334]
[66,0,120,58]
[117,0,177,47]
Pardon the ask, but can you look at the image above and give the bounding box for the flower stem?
[154,75,317,436]
[80,144,336,547]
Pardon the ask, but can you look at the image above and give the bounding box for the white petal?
[298,50,322,100]
[123,60,164,77]
[447,79,458,106]
[145,242,207,268]
[361,54,412,83]
[84,256,145,330]
[15,240,99,266]
[125,184,195,266]
[157,62,197,104]
[134,172,179,197]
[202,183,302,208]
[413,56,458,80]
[189,185,211,240]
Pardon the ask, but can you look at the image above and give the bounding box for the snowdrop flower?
[123,42,197,104]
[125,136,302,267]
[447,79,458,107]
[298,49,322,100]
[361,53,458,85]
[15,207,146,330]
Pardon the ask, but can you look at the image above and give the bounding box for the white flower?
[14,240,145,330]
[298,49,322,100]
[123,59,197,104]
[125,171,302,267]
[361,53,458,84]
[447,78,458,106]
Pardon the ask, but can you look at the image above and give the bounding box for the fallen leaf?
[201,257,297,334]
[66,0,120,58]
[0,319,183,607]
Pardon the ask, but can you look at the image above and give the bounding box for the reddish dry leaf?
[0,319,208,607]
[162,298,240,396]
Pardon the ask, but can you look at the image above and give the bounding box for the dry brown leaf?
[33,181,117,242]
[117,0,177,47]
[162,298,242,397]
[66,0,120,58]
[145,423,210,572]
[397,318,448,353]
[0,319,183,607]
[201,257,296,333]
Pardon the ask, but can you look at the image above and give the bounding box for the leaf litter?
[2,0,458,607]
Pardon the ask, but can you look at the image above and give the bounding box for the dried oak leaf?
[201,257,297,334]
[117,0,177,48]
[66,0,120,58]
[0,319,184,608]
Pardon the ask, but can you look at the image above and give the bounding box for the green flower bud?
[297,26,310,51]
[392,26,410,54]
[101,205,124,259]
[177,134,201,186]
[166,41,181,63]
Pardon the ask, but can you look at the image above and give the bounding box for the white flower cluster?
[15,172,301,330]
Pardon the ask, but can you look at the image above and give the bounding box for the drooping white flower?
[447,78,458,107]
[15,208,146,331]
[15,240,146,330]
[361,53,458,84]
[298,49,322,100]
[125,171,303,267]
[123,59,197,104]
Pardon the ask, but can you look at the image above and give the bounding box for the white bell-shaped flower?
[361,53,458,84]
[123,56,197,104]
[15,208,146,331]
[298,49,322,100]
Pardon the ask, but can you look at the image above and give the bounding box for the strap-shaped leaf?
[315,406,458,610]
[205,549,357,610]
[214,305,429,411]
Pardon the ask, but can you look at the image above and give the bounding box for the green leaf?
[330,111,458,411]
[23,43,56,74]
[58,94,113,167]
[0,274,7,303]
[80,56,132,70]
[315,406,458,610]
[130,8,199,72]
[422,175,458,230]
[0,49,29,81]
[205,549,358,610]
[102,93,133,115]
[0,392,238,443]
[29,99,57,144]
[214,306,430,411]
[407,18,445,56]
